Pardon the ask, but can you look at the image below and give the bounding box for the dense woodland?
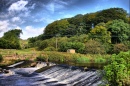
[27,8,130,54]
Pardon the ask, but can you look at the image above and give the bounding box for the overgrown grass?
[36,51,110,69]
[0,48,41,55]
[0,49,111,69]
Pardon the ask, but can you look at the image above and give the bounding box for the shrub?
[84,39,105,54]
[94,57,106,63]
[0,54,3,62]
[104,51,130,86]
[59,42,85,53]
[37,41,48,50]
[76,56,90,63]
[113,43,128,54]
[44,47,56,51]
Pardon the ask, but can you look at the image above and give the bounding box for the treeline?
[0,29,22,49]
[28,8,130,54]
[29,8,129,40]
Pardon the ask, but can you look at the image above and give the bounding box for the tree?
[0,29,22,49]
[61,24,77,37]
[107,19,130,43]
[44,19,70,38]
[96,8,128,23]
[83,13,97,32]
[3,29,22,39]
[89,22,111,43]
[68,14,83,27]
[84,39,105,54]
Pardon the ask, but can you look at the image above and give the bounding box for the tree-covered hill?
[28,8,130,54]
[31,8,129,41]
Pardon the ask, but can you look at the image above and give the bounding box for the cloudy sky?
[0,0,129,39]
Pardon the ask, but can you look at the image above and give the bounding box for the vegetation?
[0,29,22,49]
[107,19,130,43]
[0,54,3,62]
[27,8,130,85]
[0,7,130,85]
[104,51,130,86]
[36,51,109,68]
[28,8,130,55]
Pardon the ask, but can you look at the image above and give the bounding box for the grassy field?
[0,48,111,68]
[0,48,42,66]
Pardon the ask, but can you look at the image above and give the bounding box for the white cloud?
[20,26,45,39]
[0,20,10,32]
[57,0,68,5]
[8,0,28,12]
[34,17,54,23]
[0,20,11,37]
[11,17,25,24]
[12,17,21,22]
[46,3,55,13]
[45,0,68,13]
[30,3,36,9]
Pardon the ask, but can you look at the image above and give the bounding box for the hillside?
[28,7,130,54]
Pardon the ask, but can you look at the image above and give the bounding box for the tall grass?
[36,51,109,68]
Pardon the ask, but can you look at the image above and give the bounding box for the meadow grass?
[0,49,111,69]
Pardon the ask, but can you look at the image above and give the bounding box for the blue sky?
[0,0,129,39]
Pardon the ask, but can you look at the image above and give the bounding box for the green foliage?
[84,39,105,54]
[44,19,70,38]
[76,56,90,63]
[96,8,127,23]
[113,43,129,54]
[68,34,89,43]
[104,51,130,86]
[83,8,127,33]
[83,13,97,32]
[68,14,83,26]
[44,47,56,51]
[0,54,3,62]
[27,8,130,56]
[0,29,22,49]
[37,41,48,50]
[42,8,128,39]
[89,22,111,43]
[94,57,106,63]
[107,19,130,43]
[59,42,85,53]
[61,24,77,36]
[35,51,108,69]
[3,29,22,39]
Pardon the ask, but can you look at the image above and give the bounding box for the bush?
[59,42,85,53]
[76,56,90,63]
[36,52,90,63]
[104,51,130,86]
[0,54,3,62]
[113,43,128,54]
[44,47,56,51]
[94,57,106,63]
[37,41,48,50]
[84,39,105,54]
